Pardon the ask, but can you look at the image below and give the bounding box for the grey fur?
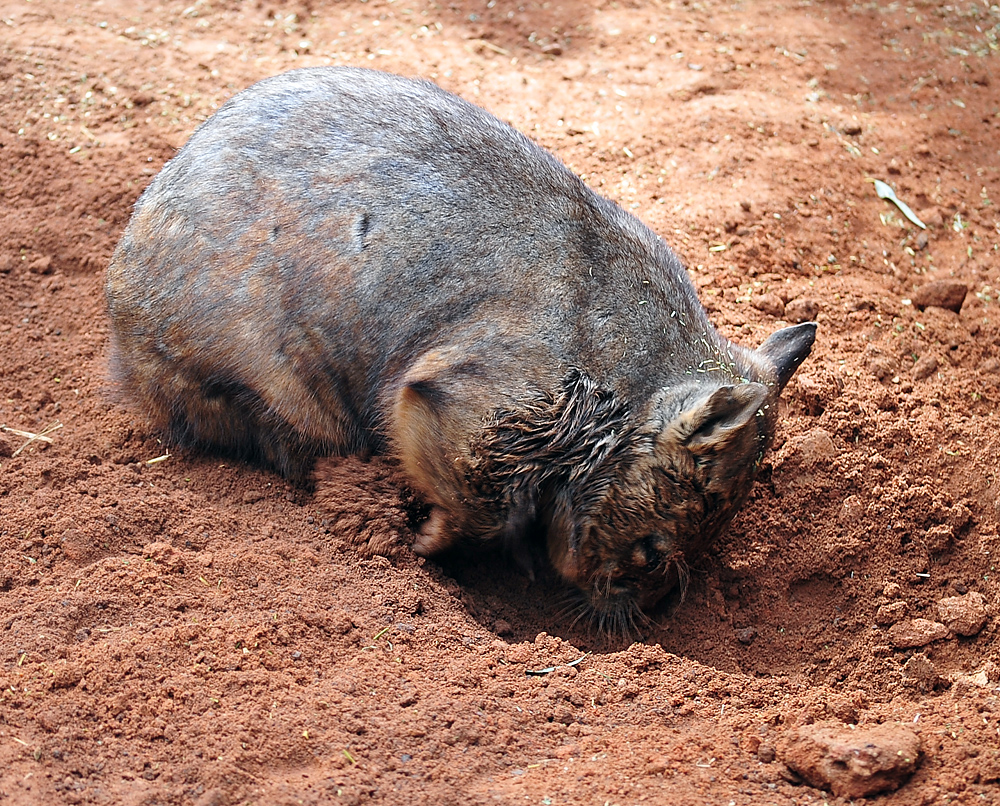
[106,67,816,625]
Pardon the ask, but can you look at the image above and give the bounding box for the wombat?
[106,66,816,631]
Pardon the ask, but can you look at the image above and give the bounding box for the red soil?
[2,0,999,803]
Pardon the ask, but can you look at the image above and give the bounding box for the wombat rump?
[106,66,815,629]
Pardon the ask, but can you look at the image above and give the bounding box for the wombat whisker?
[672,554,692,603]
[594,574,615,601]
[568,602,593,632]
[624,602,652,635]
[553,590,586,621]
[580,592,649,638]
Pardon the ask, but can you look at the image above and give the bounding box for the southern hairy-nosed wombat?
[106,67,815,631]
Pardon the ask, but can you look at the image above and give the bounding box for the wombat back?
[107,67,665,474]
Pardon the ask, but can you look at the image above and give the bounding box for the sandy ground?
[2,0,1000,803]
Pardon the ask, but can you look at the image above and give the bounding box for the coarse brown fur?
[105,66,816,625]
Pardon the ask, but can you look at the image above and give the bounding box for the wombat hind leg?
[243,418,318,485]
[144,379,319,483]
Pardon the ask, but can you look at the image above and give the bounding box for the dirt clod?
[903,653,940,692]
[912,280,968,313]
[887,618,950,648]
[917,207,944,229]
[27,256,53,275]
[936,591,989,637]
[874,601,908,626]
[779,722,922,798]
[781,428,837,467]
[752,293,785,318]
[49,662,84,690]
[784,297,820,323]
[912,354,938,381]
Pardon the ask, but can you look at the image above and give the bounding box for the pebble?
[779,722,921,798]
[784,297,820,323]
[936,591,988,637]
[912,280,968,313]
[887,618,949,648]
[916,206,944,229]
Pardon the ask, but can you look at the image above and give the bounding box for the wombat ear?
[674,383,768,449]
[756,321,817,390]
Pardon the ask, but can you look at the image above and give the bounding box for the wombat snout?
[106,66,816,630]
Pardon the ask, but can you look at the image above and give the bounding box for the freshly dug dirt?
[2,1,1000,803]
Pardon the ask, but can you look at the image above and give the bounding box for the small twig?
[526,652,591,676]
[361,626,393,651]
[1,427,52,442]
[3,422,63,457]
[467,38,509,56]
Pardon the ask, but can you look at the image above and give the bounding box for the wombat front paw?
[412,507,456,556]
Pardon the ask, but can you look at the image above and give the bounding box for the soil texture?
[2,0,1000,803]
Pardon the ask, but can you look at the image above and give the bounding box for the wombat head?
[478,322,817,633]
